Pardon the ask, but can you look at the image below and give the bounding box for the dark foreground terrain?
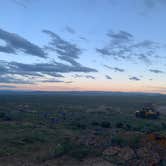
[0,92,166,166]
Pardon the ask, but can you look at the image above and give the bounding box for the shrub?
[0,112,12,121]
[3,114,12,121]
[116,122,123,128]
[111,134,141,147]
[161,122,166,129]
[54,140,91,160]
[91,121,100,126]
[69,145,90,160]
[76,123,87,130]
[0,112,5,118]
[125,124,132,130]
[54,144,65,157]
[111,135,127,146]
[101,121,111,128]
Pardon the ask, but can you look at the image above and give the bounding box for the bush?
[91,121,100,126]
[0,112,5,118]
[111,134,141,147]
[69,145,90,160]
[54,144,65,157]
[0,112,12,121]
[116,122,123,128]
[56,140,91,160]
[140,124,162,133]
[111,135,126,146]
[161,122,166,129]
[76,123,87,130]
[3,115,12,121]
[125,124,132,130]
[101,121,111,128]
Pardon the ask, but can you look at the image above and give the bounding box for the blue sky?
[0,0,166,93]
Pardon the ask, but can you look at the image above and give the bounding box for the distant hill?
[0,90,163,96]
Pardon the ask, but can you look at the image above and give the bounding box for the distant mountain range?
[0,90,163,96]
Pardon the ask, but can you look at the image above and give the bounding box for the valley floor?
[0,94,166,165]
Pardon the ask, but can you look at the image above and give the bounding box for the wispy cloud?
[43,29,97,72]
[0,27,98,85]
[129,76,141,81]
[104,65,125,72]
[65,26,76,34]
[143,0,166,9]
[10,0,31,8]
[0,75,34,84]
[43,29,80,59]
[97,30,163,64]
[0,59,97,84]
[107,30,133,44]
[0,28,46,58]
[149,69,164,74]
[79,36,88,42]
[74,74,95,79]
[105,75,112,80]
[0,85,17,88]
[85,75,95,79]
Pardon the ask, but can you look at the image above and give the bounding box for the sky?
[0,0,166,93]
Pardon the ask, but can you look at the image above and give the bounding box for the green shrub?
[54,144,65,157]
[3,115,12,121]
[125,124,132,130]
[58,140,91,160]
[101,121,111,128]
[0,112,5,118]
[69,145,90,160]
[70,122,87,130]
[91,121,100,126]
[161,123,166,129]
[116,122,123,128]
[111,134,141,147]
[76,123,87,130]
[111,135,126,146]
